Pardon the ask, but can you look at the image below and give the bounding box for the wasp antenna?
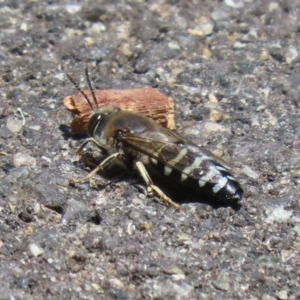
[85,66,98,108]
[67,72,94,110]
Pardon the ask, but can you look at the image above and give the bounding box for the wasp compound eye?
[87,113,102,137]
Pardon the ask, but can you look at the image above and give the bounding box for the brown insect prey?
[64,88,176,135]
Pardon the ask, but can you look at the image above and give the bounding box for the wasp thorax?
[104,110,160,140]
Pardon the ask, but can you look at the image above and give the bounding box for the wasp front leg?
[71,137,112,184]
[71,152,123,185]
[74,137,103,169]
[135,161,180,210]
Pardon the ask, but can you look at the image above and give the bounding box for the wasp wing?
[123,130,232,183]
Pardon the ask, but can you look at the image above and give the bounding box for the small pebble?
[188,22,214,36]
[28,243,44,257]
[276,290,288,300]
[168,41,180,50]
[242,165,259,179]
[13,152,37,167]
[203,122,230,133]
[65,4,81,14]
[211,9,230,21]
[213,272,230,291]
[209,110,223,122]
[266,206,293,223]
[292,225,300,236]
[6,116,24,133]
[172,274,185,280]
[233,41,246,49]
[20,22,28,31]
[85,37,95,47]
[285,46,298,64]
[128,210,141,220]
[208,94,218,103]
[109,278,124,289]
[224,0,244,8]
[262,294,276,300]
[89,23,106,35]
[162,265,184,275]
[268,2,279,12]
[61,200,89,224]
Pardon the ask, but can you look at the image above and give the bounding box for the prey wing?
[123,131,232,184]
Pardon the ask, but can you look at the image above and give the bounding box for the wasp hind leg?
[71,152,123,185]
[135,161,180,210]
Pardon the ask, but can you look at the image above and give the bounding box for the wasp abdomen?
[148,143,243,202]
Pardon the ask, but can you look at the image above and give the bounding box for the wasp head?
[87,107,121,138]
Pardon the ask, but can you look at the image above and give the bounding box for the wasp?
[67,69,243,209]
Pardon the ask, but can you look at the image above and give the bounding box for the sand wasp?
[67,69,243,209]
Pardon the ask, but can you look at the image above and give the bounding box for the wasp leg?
[76,137,105,156]
[135,161,180,210]
[79,154,98,169]
[71,152,123,184]
[76,137,108,170]
[76,137,98,169]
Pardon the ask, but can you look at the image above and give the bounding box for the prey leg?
[135,161,180,210]
[71,152,123,185]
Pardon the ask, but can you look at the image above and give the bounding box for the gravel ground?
[0,0,300,299]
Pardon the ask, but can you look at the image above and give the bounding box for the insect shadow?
[58,136,241,210]
[59,124,83,140]
[142,172,242,210]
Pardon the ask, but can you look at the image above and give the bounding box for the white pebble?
[28,243,44,257]
[266,206,293,223]
[242,165,259,179]
[6,117,24,133]
[13,152,37,167]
